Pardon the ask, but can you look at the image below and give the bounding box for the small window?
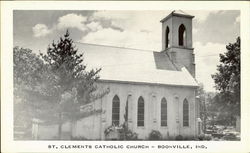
[165,26,170,49]
[178,24,186,46]
[112,95,120,126]
[183,98,189,127]
[137,96,144,127]
[161,98,168,126]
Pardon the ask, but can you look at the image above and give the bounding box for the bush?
[149,130,162,140]
[104,125,121,140]
[104,125,119,136]
[175,135,183,140]
[204,135,212,141]
[198,134,205,140]
[198,134,212,141]
[104,124,138,140]
[119,129,138,140]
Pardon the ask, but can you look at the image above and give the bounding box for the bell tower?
[161,10,195,77]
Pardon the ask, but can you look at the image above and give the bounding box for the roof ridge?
[173,10,191,16]
[75,42,156,52]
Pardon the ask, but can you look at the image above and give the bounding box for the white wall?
[76,81,198,140]
[34,81,198,140]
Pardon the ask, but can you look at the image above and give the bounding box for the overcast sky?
[13,10,240,92]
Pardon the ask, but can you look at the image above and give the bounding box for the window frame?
[161,97,168,127]
[137,96,145,127]
[183,98,189,127]
[165,26,170,49]
[178,24,186,46]
[112,95,120,126]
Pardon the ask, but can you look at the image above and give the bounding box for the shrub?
[198,134,212,141]
[104,124,138,140]
[149,130,162,140]
[104,125,119,136]
[119,129,138,140]
[175,135,184,140]
[104,125,121,140]
[204,135,212,141]
[198,134,205,140]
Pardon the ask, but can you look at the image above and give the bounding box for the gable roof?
[160,10,194,23]
[76,42,198,87]
[172,10,192,16]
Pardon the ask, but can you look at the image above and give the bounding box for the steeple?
[161,10,195,77]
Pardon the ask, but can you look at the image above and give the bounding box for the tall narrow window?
[161,98,168,126]
[112,95,120,126]
[178,24,186,46]
[137,96,144,127]
[183,98,189,126]
[165,26,170,49]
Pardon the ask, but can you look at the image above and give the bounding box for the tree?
[14,47,45,138]
[196,83,207,132]
[211,37,240,124]
[39,30,108,139]
[205,92,217,127]
[14,30,109,140]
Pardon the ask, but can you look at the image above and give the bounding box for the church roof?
[160,10,194,23]
[172,10,192,16]
[76,43,198,87]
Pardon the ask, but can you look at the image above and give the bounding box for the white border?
[1,1,250,153]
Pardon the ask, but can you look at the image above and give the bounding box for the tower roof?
[160,10,194,23]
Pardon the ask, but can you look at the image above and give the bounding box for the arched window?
[183,98,189,126]
[137,96,144,127]
[161,98,168,126]
[178,24,186,46]
[165,26,170,49]
[112,95,120,126]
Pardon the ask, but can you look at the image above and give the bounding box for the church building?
[33,11,201,140]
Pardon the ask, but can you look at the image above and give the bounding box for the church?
[32,11,201,140]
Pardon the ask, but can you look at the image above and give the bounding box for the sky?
[13,10,240,92]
